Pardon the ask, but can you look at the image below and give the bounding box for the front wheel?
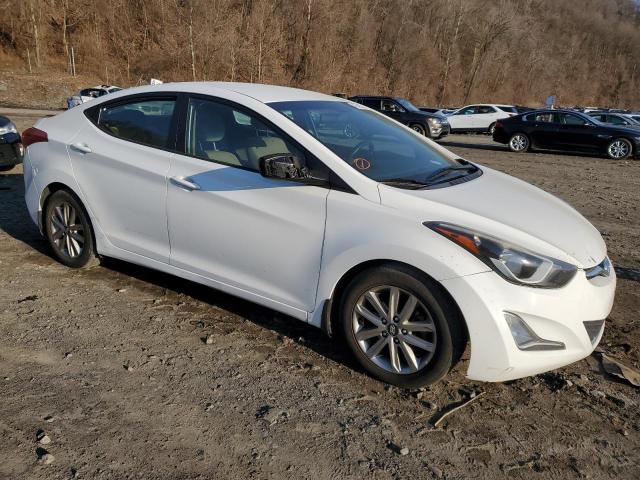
[44,190,100,269]
[339,265,465,388]
[410,123,427,136]
[606,138,632,160]
[508,133,530,153]
[488,122,496,136]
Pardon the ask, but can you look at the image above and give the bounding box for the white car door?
[473,105,499,129]
[447,106,478,130]
[166,95,328,313]
[68,96,177,263]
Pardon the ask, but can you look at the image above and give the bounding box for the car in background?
[588,112,640,128]
[22,82,615,387]
[67,85,122,109]
[0,116,23,171]
[493,109,639,159]
[349,96,450,139]
[515,105,535,114]
[445,104,517,135]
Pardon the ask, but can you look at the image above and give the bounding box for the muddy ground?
[1,110,639,480]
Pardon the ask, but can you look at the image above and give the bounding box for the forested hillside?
[1,0,640,107]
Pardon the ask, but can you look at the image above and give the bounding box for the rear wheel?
[508,133,529,153]
[339,265,465,388]
[488,122,496,136]
[606,138,632,160]
[44,190,100,269]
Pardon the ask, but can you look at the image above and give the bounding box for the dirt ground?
[1,110,639,480]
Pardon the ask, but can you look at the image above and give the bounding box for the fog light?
[504,312,565,351]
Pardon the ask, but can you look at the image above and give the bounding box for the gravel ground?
[1,111,639,479]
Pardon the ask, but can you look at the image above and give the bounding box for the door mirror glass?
[259,153,309,181]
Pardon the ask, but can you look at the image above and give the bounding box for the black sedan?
[0,116,23,171]
[493,109,640,160]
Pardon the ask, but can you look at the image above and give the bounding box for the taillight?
[495,121,503,129]
[22,127,48,148]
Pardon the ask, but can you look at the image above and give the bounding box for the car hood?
[378,167,606,269]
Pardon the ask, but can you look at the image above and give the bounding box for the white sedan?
[446,104,517,134]
[22,83,615,387]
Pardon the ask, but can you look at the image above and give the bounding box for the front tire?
[488,122,496,136]
[410,123,427,137]
[508,133,530,153]
[44,190,100,269]
[606,138,632,160]
[339,265,465,388]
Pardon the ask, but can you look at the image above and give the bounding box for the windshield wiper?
[424,162,478,185]
[380,178,428,189]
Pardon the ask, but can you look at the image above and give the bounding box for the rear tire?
[508,133,530,153]
[339,264,465,388]
[44,190,100,269]
[606,138,632,160]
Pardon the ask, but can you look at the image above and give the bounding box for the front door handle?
[170,176,201,191]
[70,142,92,154]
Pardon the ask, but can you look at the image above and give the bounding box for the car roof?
[106,82,341,104]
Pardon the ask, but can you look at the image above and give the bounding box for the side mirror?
[259,153,309,181]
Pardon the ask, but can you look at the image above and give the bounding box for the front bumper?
[431,123,450,140]
[441,263,616,382]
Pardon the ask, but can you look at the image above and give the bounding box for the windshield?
[396,98,420,112]
[269,100,462,184]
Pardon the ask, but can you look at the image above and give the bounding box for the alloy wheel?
[509,134,528,152]
[608,139,630,159]
[352,286,437,374]
[49,202,85,259]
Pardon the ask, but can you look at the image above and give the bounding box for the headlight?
[427,117,441,126]
[0,122,18,135]
[425,222,578,288]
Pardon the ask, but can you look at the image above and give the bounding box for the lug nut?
[382,331,388,337]
[394,338,399,344]
[401,329,407,335]
[382,319,387,325]
[393,316,399,323]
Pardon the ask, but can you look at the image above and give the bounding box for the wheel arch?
[320,259,469,347]
[40,182,98,255]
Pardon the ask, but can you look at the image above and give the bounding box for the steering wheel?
[343,122,360,139]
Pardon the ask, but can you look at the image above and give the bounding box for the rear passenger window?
[185,97,302,171]
[477,106,495,114]
[97,98,176,149]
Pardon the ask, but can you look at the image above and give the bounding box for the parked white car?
[22,83,615,387]
[446,104,517,134]
[66,85,122,109]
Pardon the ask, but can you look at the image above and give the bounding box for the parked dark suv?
[493,109,640,160]
[349,96,450,139]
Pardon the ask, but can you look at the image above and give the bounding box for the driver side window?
[458,106,477,115]
[381,99,402,113]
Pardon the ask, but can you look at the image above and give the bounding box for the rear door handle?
[70,143,92,154]
[170,176,201,191]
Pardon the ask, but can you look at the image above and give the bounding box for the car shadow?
[0,173,49,255]
[0,172,356,374]
[98,255,354,369]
